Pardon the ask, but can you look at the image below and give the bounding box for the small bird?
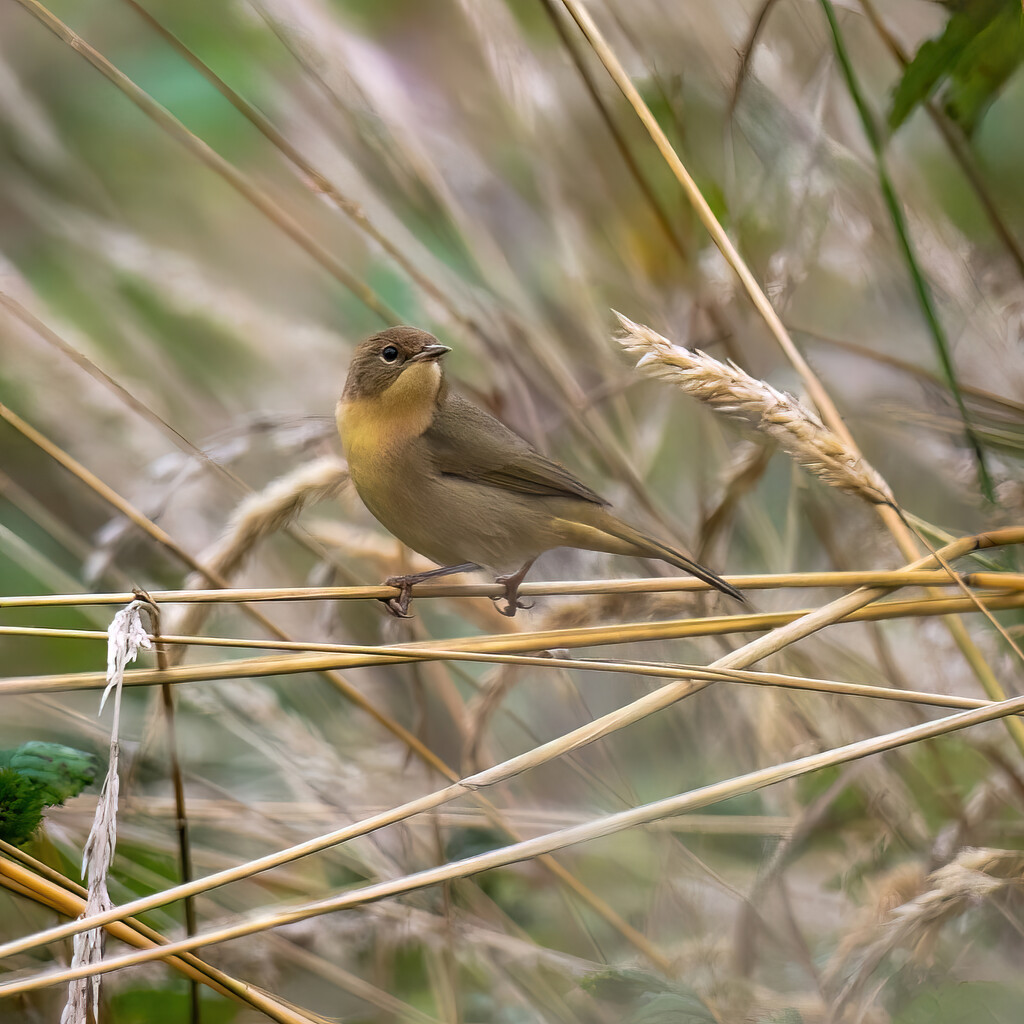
[337,326,741,617]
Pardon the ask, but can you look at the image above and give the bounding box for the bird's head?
[342,327,451,402]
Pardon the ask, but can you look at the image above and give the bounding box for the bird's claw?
[381,577,416,618]
[492,596,533,617]
[493,572,533,617]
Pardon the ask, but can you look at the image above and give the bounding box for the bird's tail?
[590,512,743,602]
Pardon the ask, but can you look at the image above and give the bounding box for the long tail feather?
[593,513,744,602]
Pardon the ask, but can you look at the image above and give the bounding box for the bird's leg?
[493,559,536,617]
[382,562,480,617]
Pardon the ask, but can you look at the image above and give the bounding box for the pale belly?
[349,446,567,573]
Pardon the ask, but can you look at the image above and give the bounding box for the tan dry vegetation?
[0,2,1022,1023]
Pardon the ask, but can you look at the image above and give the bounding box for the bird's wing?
[424,393,607,505]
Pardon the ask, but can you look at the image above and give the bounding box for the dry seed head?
[614,312,894,505]
[203,455,350,582]
[824,847,1024,1013]
[168,456,349,657]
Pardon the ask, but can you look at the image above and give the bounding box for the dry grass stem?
[7,689,1024,998]
[6,3,1019,1014]
[199,457,349,582]
[2,529,1015,965]
[0,621,1020,718]
[60,800,797,837]
[170,457,348,654]
[269,935,441,1024]
[10,0,399,323]
[699,438,774,558]
[558,0,1013,757]
[0,859,319,1024]
[2,568,1020,611]
[558,0,853,444]
[616,312,895,505]
[5,588,1024,699]
[0,401,298,648]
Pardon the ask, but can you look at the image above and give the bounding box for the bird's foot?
[380,563,480,617]
[381,576,417,618]
[492,591,533,617]
[492,559,536,617]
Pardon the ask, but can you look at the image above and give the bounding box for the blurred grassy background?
[1,0,1023,1021]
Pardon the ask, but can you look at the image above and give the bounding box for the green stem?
[819,0,994,502]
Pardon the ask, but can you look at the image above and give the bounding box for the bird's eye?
[380,345,399,363]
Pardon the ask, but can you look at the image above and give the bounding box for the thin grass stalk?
[0,401,276,616]
[555,0,845,437]
[699,439,774,559]
[63,800,796,836]
[858,0,1024,280]
[10,0,398,324]
[166,455,349,665]
[894,510,1024,667]
[619,316,1024,668]
[0,411,669,970]
[0,466,115,575]
[556,0,1020,753]
[819,0,991,497]
[268,936,442,1024]
[536,0,691,264]
[117,0,479,341]
[2,568,1021,609]
[0,290,215,470]
[1,528,1013,962]
[7,684,1024,998]
[4,590,1024,698]
[0,288,371,609]
[799,329,1024,418]
[0,857,320,1024]
[2,611,1023,716]
[728,0,783,118]
[5,620,1020,717]
[0,521,98,611]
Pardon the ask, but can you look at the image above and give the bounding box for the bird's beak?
[409,344,451,362]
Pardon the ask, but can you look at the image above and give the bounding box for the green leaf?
[889,0,1024,136]
[0,768,45,845]
[894,981,1024,1023]
[581,969,716,1022]
[109,987,240,1024]
[0,742,96,808]
[581,967,674,1003]
[630,992,717,1024]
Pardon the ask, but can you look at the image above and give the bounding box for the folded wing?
[424,393,607,505]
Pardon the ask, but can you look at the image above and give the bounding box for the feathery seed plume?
[615,312,894,505]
